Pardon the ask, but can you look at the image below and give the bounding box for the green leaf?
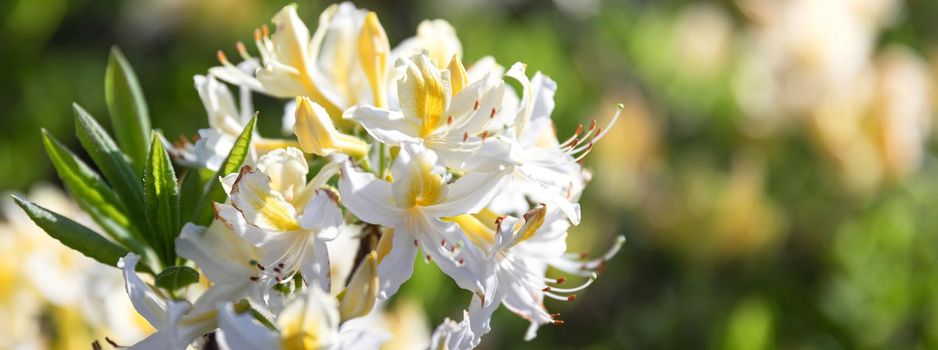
[41,129,146,253]
[154,266,199,290]
[105,46,151,174]
[73,103,150,241]
[12,195,130,267]
[191,115,257,225]
[144,132,180,265]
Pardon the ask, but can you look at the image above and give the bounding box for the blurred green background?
[3,0,938,348]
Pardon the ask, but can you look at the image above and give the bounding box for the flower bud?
[294,97,369,158]
[358,12,390,108]
[339,251,379,321]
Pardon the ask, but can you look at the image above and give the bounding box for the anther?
[249,276,259,281]
[256,263,265,271]
[575,124,583,135]
[254,29,262,42]
[481,131,489,140]
[589,120,597,131]
[473,100,480,110]
[441,239,446,246]
[447,115,453,125]
[554,320,566,326]
[458,258,465,265]
[567,295,577,302]
[414,239,419,247]
[550,313,561,319]
[463,132,469,142]
[262,24,270,37]
[490,108,497,118]
[217,50,229,64]
[556,276,566,284]
[542,287,552,292]
[278,263,284,268]
[236,41,247,55]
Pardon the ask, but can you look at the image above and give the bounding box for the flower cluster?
[18,3,622,349]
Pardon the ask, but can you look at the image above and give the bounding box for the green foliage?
[41,129,144,253]
[73,103,149,235]
[12,195,130,267]
[105,46,152,174]
[144,132,181,265]
[191,115,257,225]
[154,265,200,291]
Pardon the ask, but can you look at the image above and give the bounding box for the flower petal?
[344,105,421,145]
[338,161,404,227]
[375,228,418,299]
[217,303,278,350]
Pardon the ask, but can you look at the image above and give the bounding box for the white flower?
[345,53,509,171]
[175,215,266,315]
[172,74,296,171]
[221,147,343,291]
[118,253,216,350]
[217,286,389,350]
[489,66,623,224]
[338,143,508,298]
[212,3,389,122]
[392,19,462,69]
[429,311,476,350]
[451,205,624,342]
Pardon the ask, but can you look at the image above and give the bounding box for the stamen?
[236,41,251,61]
[544,292,572,301]
[262,24,270,37]
[254,28,262,42]
[549,235,625,276]
[217,50,229,64]
[547,273,597,293]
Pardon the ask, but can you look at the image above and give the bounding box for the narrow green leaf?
[41,129,146,253]
[73,103,150,240]
[154,266,199,290]
[144,132,180,265]
[13,195,130,267]
[191,115,257,225]
[105,46,151,174]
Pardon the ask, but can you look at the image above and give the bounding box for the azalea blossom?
[221,147,343,291]
[346,53,509,171]
[118,253,217,349]
[171,74,296,171]
[216,285,389,350]
[338,143,508,298]
[490,66,623,224]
